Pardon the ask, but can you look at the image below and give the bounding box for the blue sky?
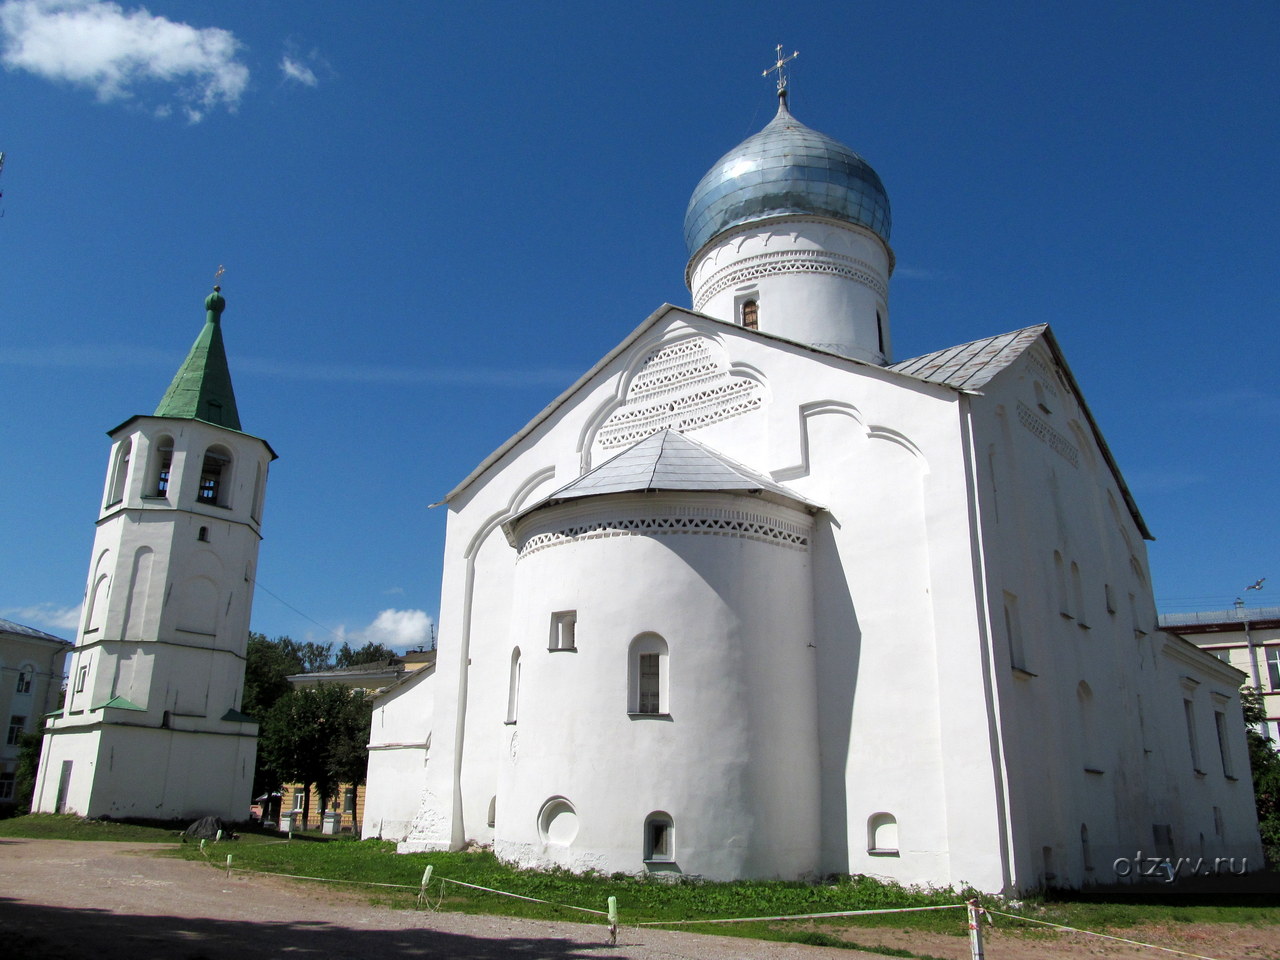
[3,1,1277,649]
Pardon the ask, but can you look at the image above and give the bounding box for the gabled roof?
[892,324,1152,540]
[440,308,1150,540]
[0,618,71,645]
[889,325,1047,391]
[538,429,817,509]
[154,290,242,430]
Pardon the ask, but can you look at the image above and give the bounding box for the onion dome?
[683,96,891,259]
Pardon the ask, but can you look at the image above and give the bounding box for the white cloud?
[3,602,82,632]
[338,608,434,652]
[279,54,315,86]
[0,0,249,120]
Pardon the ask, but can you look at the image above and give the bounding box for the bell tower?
[34,287,276,821]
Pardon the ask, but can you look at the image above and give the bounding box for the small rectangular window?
[1184,699,1202,772]
[1004,592,1028,673]
[638,654,661,714]
[0,772,15,801]
[1267,647,1280,690]
[75,665,88,693]
[1214,711,1234,778]
[549,611,577,651]
[6,715,26,746]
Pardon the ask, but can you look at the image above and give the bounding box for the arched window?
[197,445,232,506]
[1071,561,1087,628]
[487,796,497,829]
[506,647,521,724]
[197,526,209,542]
[107,439,132,505]
[644,811,674,862]
[85,572,110,634]
[1003,592,1027,673]
[1054,551,1071,618]
[1078,681,1101,772]
[741,299,758,330]
[251,461,265,522]
[867,812,899,855]
[148,436,174,497]
[628,633,669,716]
[876,310,886,355]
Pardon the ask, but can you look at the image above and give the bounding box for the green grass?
[5,815,1276,960]
[0,813,182,842]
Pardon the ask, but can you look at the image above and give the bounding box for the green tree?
[242,633,304,720]
[13,730,45,814]
[242,633,338,798]
[1242,687,1280,864]
[258,684,371,828]
[334,641,396,668]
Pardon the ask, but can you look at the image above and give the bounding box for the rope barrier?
[431,875,609,916]
[200,853,1231,959]
[632,902,969,926]
[986,909,1230,960]
[208,860,609,916]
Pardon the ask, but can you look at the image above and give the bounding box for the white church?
[33,287,270,821]
[362,74,1261,893]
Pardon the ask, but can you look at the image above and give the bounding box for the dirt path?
[0,839,1273,960]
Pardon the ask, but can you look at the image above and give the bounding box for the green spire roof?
[154,288,242,430]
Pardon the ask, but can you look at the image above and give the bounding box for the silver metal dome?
[684,98,891,258]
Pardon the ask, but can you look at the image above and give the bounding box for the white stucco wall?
[493,490,819,879]
[36,414,267,821]
[689,217,892,364]
[968,345,1261,888]
[363,666,435,840]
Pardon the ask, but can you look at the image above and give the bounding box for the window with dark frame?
[644,814,673,861]
[155,440,174,496]
[6,715,26,746]
[741,299,758,330]
[16,669,32,694]
[198,449,230,505]
[638,653,661,714]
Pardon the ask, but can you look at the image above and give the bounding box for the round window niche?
[537,797,579,846]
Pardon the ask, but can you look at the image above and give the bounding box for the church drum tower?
[33,288,275,820]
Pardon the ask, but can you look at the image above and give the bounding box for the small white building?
[33,288,273,821]
[1161,605,1280,742]
[364,85,1262,892]
[0,619,72,807]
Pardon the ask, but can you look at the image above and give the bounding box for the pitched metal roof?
[0,618,71,644]
[154,290,242,430]
[891,323,1152,540]
[530,429,818,510]
[888,325,1047,391]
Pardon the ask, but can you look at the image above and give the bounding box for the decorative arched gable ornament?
[583,333,767,468]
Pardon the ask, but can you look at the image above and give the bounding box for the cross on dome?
[762,44,798,97]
